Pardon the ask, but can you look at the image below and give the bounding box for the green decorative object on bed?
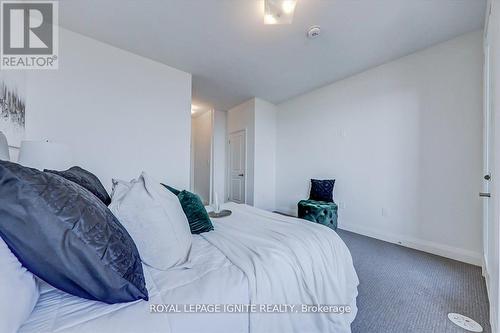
[177,190,214,234]
[298,200,338,230]
[162,184,214,234]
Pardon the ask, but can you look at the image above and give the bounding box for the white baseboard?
[275,207,296,217]
[339,223,482,266]
[273,207,482,266]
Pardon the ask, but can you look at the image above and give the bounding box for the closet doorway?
[228,130,246,204]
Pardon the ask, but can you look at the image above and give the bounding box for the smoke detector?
[307,26,321,39]
[264,0,297,25]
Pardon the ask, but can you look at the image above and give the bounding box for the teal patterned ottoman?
[297,199,338,230]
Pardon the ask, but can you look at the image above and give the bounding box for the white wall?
[227,99,255,205]
[254,98,277,211]
[24,28,192,190]
[212,109,227,203]
[191,110,212,204]
[276,31,483,265]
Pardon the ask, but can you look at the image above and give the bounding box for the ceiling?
[58,0,486,111]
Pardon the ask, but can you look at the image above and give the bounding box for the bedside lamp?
[0,131,9,161]
[18,140,72,171]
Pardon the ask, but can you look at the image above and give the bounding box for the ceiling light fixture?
[264,13,278,25]
[282,0,296,14]
[264,0,297,25]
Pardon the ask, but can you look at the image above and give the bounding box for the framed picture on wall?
[0,73,26,151]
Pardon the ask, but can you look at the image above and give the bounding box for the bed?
[19,203,359,333]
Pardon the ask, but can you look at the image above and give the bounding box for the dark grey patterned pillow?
[45,166,111,206]
[0,160,148,304]
[309,179,335,202]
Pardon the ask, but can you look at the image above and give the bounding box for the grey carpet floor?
[337,229,491,333]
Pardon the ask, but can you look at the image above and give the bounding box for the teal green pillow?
[161,184,181,196]
[177,190,214,234]
[161,184,213,234]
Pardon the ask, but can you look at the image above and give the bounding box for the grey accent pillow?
[44,166,111,206]
[0,161,148,304]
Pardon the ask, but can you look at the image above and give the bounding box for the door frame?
[227,129,247,204]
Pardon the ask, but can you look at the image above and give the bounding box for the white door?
[482,42,492,272]
[228,131,246,203]
[484,3,500,329]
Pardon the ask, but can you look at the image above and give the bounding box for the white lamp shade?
[18,141,72,171]
[0,132,9,161]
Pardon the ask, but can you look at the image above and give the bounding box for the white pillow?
[109,172,192,270]
[0,236,39,333]
[110,178,132,202]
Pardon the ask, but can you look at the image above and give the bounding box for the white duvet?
[19,203,358,333]
[203,203,358,333]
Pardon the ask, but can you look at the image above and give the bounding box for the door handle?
[238,173,244,177]
[479,192,491,198]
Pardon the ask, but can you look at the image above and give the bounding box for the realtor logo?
[1,1,58,69]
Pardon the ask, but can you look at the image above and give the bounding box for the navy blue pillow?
[44,166,111,206]
[0,161,148,304]
[309,179,335,202]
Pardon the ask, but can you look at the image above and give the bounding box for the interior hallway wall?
[212,110,227,203]
[191,111,212,204]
